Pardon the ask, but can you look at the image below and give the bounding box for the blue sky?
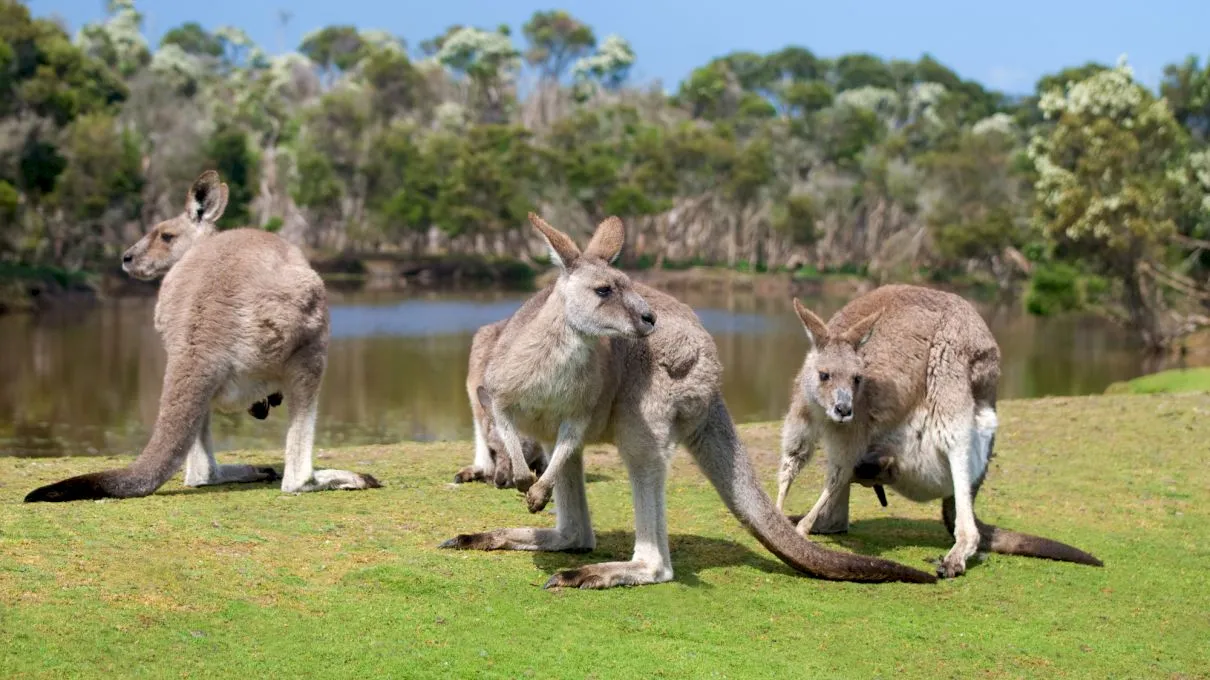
[29,0,1210,94]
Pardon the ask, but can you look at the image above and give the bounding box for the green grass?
[3,394,1208,679]
[1105,367,1210,395]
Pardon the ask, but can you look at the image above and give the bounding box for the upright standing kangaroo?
[776,285,1102,577]
[24,171,380,502]
[440,214,937,587]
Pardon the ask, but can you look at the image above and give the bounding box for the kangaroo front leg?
[491,404,536,493]
[440,449,595,553]
[545,451,673,589]
[524,420,587,513]
[183,412,277,487]
[797,461,852,536]
[777,409,818,511]
[280,349,380,493]
[938,417,983,578]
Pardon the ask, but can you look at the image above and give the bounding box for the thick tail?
[25,361,216,502]
[684,395,936,584]
[979,521,1103,567]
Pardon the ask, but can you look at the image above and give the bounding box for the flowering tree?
[1030,58,1207,349]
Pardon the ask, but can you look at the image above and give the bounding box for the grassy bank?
[1105,367,1210,395]
[3,393,1208,678]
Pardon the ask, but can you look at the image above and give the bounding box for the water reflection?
[0,286,1190,457]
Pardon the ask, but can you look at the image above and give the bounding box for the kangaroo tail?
[684,395,936,584]
[979,520,1103,566]
[25,361,217,502]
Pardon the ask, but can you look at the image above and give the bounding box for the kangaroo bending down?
[454,319,548,488]
[440,213,937,587]
[24,171,380,502]
[776,285,1102,577]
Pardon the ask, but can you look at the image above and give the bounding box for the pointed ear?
[841,309,882,349]
[528,212,580,270]
[793,298,830,348]
[476,385,492,410]
[186,170,228,226]
[583,216,625,264]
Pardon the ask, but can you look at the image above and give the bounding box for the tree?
[1161,55,1210,140]
[522,10,595,81]
[435,26,520,122]
[1029,60,1199,349]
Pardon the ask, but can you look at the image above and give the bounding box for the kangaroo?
[24,171,380,502]
[440,213,937,588]
[776,285,1103,577]
[454,319,548,488]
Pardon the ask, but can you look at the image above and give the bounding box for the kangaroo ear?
[842,309,882,349]
[476,385,492,410]
[793,298,830,348]
[528,212,581,270]
[583,216,625,264]
[186,170,228,226]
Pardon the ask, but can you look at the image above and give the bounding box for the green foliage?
[1025,262,1083,316]
[160,22,222,58]
[205,123,259,229]
[261,216,283,233]
[772,193,817,245]
[300,25,366,74]
[522,10,595,80]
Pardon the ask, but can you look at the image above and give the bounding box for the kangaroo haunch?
[439,213,937,588]
[777,285,1103,578]
[24,171,380,503]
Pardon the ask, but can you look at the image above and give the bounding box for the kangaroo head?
[793,298,881,424]
[529,212,655,338]
[122,170,228,280]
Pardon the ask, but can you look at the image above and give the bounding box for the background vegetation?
[2,0,1209,346]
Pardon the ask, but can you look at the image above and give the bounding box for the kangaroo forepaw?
[248,400,270,419]
[525,483,552,513]
[513,472,536,494]
[267,392,283,407]
[256,467,280,482]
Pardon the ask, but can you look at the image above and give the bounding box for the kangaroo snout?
[637,310,656,336]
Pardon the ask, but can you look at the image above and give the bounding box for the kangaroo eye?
[160,232,176,243]
[594,286,612,298]
[818,372,830,382]
[854,375,863,386]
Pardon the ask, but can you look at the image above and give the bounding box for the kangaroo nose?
[122,252,133,264]
[641,312,656,326]
[834,404,852,418]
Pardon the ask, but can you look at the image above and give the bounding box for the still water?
[0,285,1165,457]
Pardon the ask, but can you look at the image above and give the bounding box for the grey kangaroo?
[776,285,1103,577]
[25,171,380,502]
[454,319,548,488]
[440,213,937,588]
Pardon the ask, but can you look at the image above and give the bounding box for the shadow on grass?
[529,530,795,588]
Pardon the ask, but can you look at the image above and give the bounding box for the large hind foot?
[185,464,279,487]
[439,527,592,553]
[283,469,381,493]
[543,560,673,590]
[453,465,487,484]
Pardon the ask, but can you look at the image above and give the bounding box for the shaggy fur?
[25,171,380,502]
[440,214,937,588]
[777,285,1102,577]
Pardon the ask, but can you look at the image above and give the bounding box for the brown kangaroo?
[777,285,1103,577]
[440,213,937,588]
[24,171,380,502]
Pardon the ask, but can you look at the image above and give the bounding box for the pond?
[0,284,1171,458]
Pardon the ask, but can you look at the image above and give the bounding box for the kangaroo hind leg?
[440,448,596,553]
[183,412,278,487]
[279,345,380,493]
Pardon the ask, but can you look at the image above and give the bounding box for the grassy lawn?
[2,393,1208,679]
[1105,367,1210,395]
